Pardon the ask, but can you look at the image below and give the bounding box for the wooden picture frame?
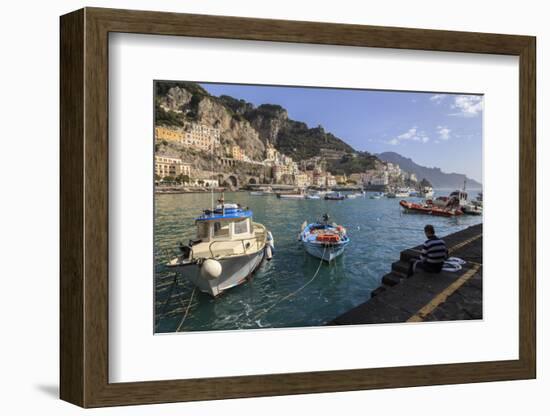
[60,7,536,408]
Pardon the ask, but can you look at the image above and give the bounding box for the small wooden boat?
[300,214,350,262]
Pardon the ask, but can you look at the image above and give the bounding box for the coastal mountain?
[155,81,357,164]
[377,151,482,189]
[155,81,477,183]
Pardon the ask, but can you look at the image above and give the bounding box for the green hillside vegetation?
[154,101,183,127]
[326,152,378,175]
[275,122,355,161]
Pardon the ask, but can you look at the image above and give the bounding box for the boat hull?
[399,200,463,217]
[303,241,348,262]
[278,194,305,200]
[170,250,265,297]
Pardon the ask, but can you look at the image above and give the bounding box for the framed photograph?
[60,7,536,408]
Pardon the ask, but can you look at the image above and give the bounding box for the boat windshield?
[233,218,250,235]
[197,221,209,239]
[213,221,230,238]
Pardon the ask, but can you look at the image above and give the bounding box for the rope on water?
[154,273,179,331]
[176,286,197,332]
[254,245,327,322]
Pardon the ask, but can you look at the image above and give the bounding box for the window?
[234,219,249,235]
[213,221,230,238]
[196,222,209,239]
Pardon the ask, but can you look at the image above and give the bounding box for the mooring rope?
[155,273,179,330]
[176,286,197,332]
[254,245,327,322]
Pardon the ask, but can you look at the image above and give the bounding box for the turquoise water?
[154,191,482,333]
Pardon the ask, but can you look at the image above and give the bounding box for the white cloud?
[437,125,451,140]
[430,94,445,104]
[388,127,430,145]
[450,95,483,117]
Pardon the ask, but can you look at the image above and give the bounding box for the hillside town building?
[155,155,191,179]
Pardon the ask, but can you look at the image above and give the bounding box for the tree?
[175,174,190,184]
[154,174,161,181]
[163,175,175,183]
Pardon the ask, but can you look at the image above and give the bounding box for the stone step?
[370,285,388,298]
[391,260,410,276]
[381,272,402,287]
[400,248,422,262]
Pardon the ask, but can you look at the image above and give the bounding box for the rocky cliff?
[155,81,354,163]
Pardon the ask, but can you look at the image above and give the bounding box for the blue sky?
[199,82,483,182]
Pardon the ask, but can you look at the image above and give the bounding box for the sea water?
[154,191,482,332]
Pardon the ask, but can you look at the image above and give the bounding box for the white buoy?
[266,231,274,261]
[200,258,222,279]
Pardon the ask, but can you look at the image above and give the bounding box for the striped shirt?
[420,235,448,264]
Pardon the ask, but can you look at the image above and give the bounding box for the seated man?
[407,224,448,277]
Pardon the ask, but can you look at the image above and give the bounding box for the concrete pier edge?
[328,223,483,325]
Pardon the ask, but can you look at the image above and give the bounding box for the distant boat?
[300,214,350,262]
[399,200,463,217]
[279,193,305,200]
[324,192,345,201]
[420,186,434,198]
[462,203,483,216]
[346,193,358,199]
[305,193,321,200]
[249,187,273,196]
[167,197,274,297]
[370,192,384,199]
[395,188,410,198]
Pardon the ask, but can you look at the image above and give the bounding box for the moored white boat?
[305,193,321,200]
[395,188,410,198]
[278,193,305,200]
[421,186,434,198]
[324,192,346,201]
[249,187,274,196]
[300,214,350,262]
[167,198,274,297]
[462,203,483,216]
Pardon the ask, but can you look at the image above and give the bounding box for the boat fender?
[265,244,273,261]
[267,231,275,248]
[200,258,222,280]
[266,231,275,260]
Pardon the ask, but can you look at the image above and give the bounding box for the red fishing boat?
[399,200,463,217]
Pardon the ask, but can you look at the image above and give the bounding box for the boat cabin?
[449,190,468,206]
[195,204,254,242]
